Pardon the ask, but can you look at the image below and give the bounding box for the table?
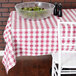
[2,9,76,74]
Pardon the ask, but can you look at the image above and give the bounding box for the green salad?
[19,6,47,19]
[21,6,45,11]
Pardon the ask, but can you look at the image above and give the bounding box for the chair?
[52,20,76,76]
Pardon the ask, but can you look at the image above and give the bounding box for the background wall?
[0,0,76,50]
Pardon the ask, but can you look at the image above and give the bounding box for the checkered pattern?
[2,9,76,74]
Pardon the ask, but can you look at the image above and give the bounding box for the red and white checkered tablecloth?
[2,9,76,74]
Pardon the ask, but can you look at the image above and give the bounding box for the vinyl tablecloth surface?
[2,9,76,74]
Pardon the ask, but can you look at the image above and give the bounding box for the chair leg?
[58,64,61,76]
[52,59,55,76]
[52,59,62,76]
[52,59,59,76]
[58,71,61,76]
